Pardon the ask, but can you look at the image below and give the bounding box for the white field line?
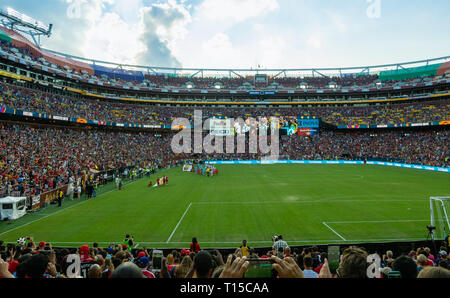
[42,238,428,246]
[327,219,430,224]
[166,203,192,243]
[0,178,142,237]
[322,222,347,241]
[192,199,425,205]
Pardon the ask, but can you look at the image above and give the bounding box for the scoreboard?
[209,118,233,136]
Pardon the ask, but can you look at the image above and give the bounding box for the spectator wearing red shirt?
[79,245,94,263]
[37,241,46,251]
[190,237,200,253]
[136,257,155,278]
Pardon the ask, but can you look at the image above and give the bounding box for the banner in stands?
[205,160,449,173]
[0,107,165,129]
[298,127,319,136]
[31,195,41,210]
[182,165,193,172]
[337,121,450,129]
[298,119,319,128]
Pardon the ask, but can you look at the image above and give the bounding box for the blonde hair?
[173,256,192,278]
[418,266,450,278]
[167,254,174,265]
[417,254,427,266]
[386,250,393,258]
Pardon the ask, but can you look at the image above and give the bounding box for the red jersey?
[190,242,200,253]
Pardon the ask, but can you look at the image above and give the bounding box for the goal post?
[430,197,450,240]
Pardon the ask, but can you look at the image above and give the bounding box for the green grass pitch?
[0,165,449,249]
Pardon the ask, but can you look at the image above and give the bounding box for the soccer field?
[0,165,449,249]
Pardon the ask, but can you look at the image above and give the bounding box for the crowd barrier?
[205,160,449,173]
[28,184,69,211]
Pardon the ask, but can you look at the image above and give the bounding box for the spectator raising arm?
[219,255,249,278]
[0,255,15,279]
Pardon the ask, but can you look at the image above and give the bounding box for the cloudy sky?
[1,0,449,69]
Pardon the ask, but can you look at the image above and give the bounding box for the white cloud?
[82,12,143,64]
[253,23,265,33]
[203,33,233,51]
[195,0,279,24]
[307,34,322,49]
[199,33,240,68]
[325,11,348,33]
[136,0,192,67]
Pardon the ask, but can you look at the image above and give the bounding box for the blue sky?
[1,0,449,69]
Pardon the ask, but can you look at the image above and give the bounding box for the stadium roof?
[41,47,450,78]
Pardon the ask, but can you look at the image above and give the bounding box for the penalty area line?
[323,222,347,241]
[166,203,192,244]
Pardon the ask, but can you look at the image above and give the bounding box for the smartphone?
[244,258,274,278]
[327,245,340,274]
[152,250,163,273]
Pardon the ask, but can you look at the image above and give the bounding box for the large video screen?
[209,117,319,136]
[209,118,233,136]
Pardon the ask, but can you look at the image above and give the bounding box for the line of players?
[148,176,168,188]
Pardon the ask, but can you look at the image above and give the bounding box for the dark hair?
[112,257,122,269]
[194,251,213,278]
[338,248,368,279]
[393,255,417,279]
[418,249,429,257]
[438,260,448,269]
[192,237,198,244]
[24,253,49,278]
[111,263,144,278]
[297,254,304,270]
[16,253,34,278]
[320,252,328,263]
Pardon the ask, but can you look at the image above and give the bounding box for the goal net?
[430,197,450,240]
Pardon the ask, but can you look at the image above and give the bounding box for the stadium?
[0,2,449,282]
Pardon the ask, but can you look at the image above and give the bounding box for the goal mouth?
[430,197,450,240]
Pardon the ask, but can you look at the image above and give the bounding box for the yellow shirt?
[241,245,249,257]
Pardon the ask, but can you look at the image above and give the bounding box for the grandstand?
[0,7,449,282]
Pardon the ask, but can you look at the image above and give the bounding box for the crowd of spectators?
[0,82,448,127]
[279,130,449,167]
[1,40,449,94]
[271,74,380,88]
[0,121,448,198]
[1,236,449,279]
[0,123,177,197]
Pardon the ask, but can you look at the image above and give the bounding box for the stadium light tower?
[0,7,52,47]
